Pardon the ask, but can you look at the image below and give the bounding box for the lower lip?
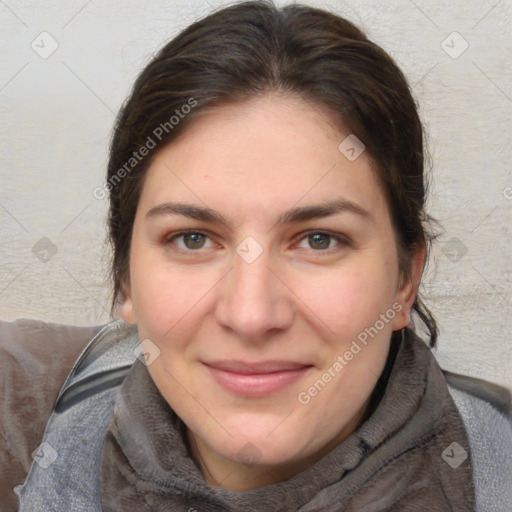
[204,365,312,397]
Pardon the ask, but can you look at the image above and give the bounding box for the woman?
[1,1,511,511]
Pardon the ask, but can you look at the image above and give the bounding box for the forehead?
[137,93,388,225]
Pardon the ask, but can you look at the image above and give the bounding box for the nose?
[214,245,295,343]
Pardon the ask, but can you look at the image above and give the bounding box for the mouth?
[202,360,314,397]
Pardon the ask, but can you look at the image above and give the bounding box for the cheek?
[129,253,218,343]
[292,259,398,342]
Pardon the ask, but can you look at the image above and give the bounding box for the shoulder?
[443,370,512,511]
[53,319,139,412]
[0,317,105,511]
[443,369,511,418]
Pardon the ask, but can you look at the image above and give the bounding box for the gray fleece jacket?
[1,319,511,511]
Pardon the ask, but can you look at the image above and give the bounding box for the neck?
[186,398,370,492]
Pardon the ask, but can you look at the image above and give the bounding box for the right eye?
[162,231,216,253]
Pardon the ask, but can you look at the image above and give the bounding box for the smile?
[202,360,313,397]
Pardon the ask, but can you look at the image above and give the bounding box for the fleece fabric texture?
[447,386,512,510]
[99,328,475,511]
[0,318,102,511]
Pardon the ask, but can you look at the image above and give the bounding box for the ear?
[120,279,138,324]
[391,243,426,330]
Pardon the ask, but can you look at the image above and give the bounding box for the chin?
[211,424,313,467]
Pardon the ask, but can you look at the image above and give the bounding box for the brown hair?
[106,0,438,346]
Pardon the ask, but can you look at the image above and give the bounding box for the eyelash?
[161,229,350,256]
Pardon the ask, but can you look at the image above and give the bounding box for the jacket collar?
[99,328,475,511]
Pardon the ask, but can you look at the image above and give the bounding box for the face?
[121,93,420,488]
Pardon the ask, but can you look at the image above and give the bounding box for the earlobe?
[120,282,137,324]
[391,301,410,331]
[392,243,426,330]
[121,298,137,324]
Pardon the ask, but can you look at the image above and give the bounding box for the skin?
[121,92,424,491]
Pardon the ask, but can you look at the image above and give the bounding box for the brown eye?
[163,231,214,252]
[308,232,331,250]
[182,232,206,249]
[295,231,349,254]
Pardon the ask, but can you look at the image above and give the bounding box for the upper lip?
[203,360,312,374]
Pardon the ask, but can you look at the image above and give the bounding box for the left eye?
[295,232,345,252]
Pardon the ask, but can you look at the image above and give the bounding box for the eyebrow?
[145,199,372,226]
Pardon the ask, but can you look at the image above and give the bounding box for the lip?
[203,360,313,397]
